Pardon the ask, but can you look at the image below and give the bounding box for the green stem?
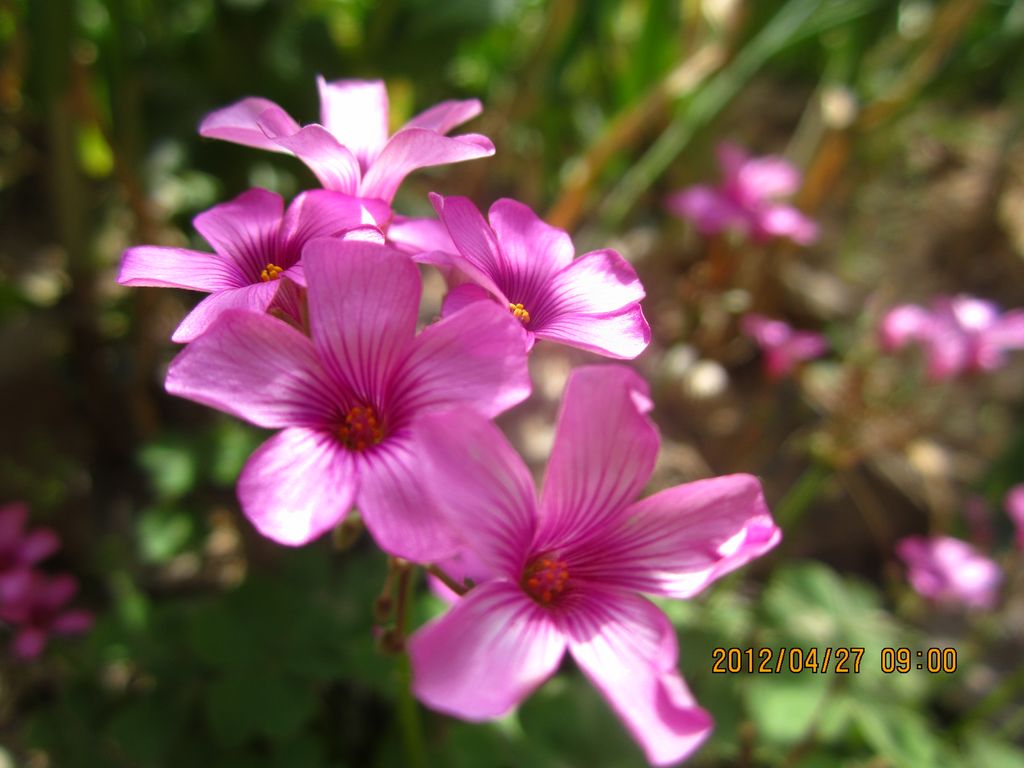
[775,461,831,529]
[395,566,427,768]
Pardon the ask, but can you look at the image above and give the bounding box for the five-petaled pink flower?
[408,365,780,766]
[199,78,494,204]
[119,188,387,342]
[666,143,818,245]
[895,535,1001,610]
[420,194,651,359]
[164,239,531,560]
[880,295,1024,380]
[1006,485,1024,551]
[0,503,59,596]
[741,314,827,379]
[0,572,93,660]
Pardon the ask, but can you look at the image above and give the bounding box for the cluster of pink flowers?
[0,503,93,659]
[740,313,828,379]
[880,295,1024,380]
[666,142,818,245]
[895,485,1024,610]
[120,77,781,765]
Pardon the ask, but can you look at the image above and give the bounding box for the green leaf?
[205,669,317,747]
[208,420,262,487]
[761,561,897,650]
[746,674,832,746]
[851,702,942,768]
[136,506,194,563]
[138,439,198,500]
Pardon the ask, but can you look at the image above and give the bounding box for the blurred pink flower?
[1006,485,1024,550]
[896,535,1001,610]
[119,188,386,342]
[408,366,780,765]
[0,503,59,597]
[419,194,651,359]
[741,314,827,379]
[666,143,818,245]
[0,572,93,660]
[199,78,494,204]
[164,239,530,560]
[880,295,1024,380]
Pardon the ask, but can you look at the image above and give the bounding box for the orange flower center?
[508,302,531,324]
[338,404,385,451]
[521,555,570,606]
[260,263,284,282]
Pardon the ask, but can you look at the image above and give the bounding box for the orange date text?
[711,646,864,674]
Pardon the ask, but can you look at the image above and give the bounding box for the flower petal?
[409,580,566,720]
[193,188,285,280]
[393,300,530,421]
[741,313,791,348]
[257,121,361,194]
[118,246,244,291]
[756,205,818,245]
[280,189,390,256]
[237,428,357,546]
[737,155,801,199]
[360,129,495,203]
[170,281,278,343]
[20,529,60,564]
[13,627,48,659]
[534,304,651,359]
[538,365,657,547]
[52,610,94,635]
[587,474,780,598]
[0,503,27,546]
[302,239,419,403]
[487,198,575,299]
[665,186,745,235]
[165,308,339,428]
[429,193,508,298]
[563,589,713,766]
[387,215,457,257]
[987,310,1024,351]
[316,77,389,171]
[402,98,483,134]
[198,97,299,152]
[543,249,643,317]
[412,411,537,576]
[440,283,492,317]
[782,331,828,363]
[353,434,460,562]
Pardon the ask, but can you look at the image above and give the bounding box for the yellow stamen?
[260,263,284,282]
[509,302,531,324]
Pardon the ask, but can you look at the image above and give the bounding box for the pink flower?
[164,239,531,560]
[880,295,1024,380]
[666,143,818,245]
[895,535,1001,610]
[1006,485,1024,550]
[420,194,651,359]
[740,314,827,379]
[408,366,780,765]
[199,78,494,204]
[0,503,59,597]
[0,573,93,660]
[119,188,386,342]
